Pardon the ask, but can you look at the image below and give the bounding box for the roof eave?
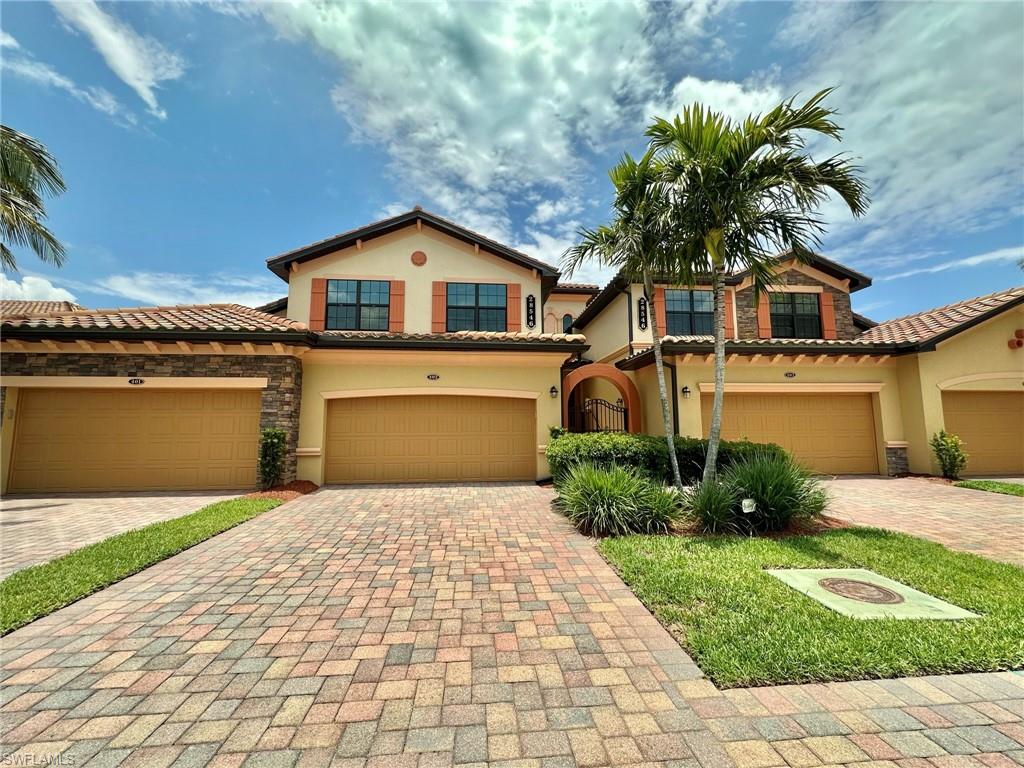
[616,340,912,370]
[1,326,313,346]
[313,336,589,353]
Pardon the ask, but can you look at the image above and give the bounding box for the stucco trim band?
[319,387,542,400]
[0,375,269,389]
[936,371,1024,390]
[696,382,884,394]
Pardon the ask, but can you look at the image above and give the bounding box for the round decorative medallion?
[818,577,904,604]
[411,250,427,266]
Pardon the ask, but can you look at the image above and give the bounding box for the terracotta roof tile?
[1,303,308,333]
[856,286,1024,344]
[0,300,85,316]
[320,330,586,344]
[552,282,601,292]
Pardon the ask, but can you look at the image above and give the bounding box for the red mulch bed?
[244,480,319,503]
[672,514,851,538]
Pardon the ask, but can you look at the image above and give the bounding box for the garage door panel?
[942,391,1023,475]
[10,388,260,492]
[701,392,879,475]
[325,395,535,484]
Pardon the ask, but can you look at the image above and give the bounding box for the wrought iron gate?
[569,398,628,433]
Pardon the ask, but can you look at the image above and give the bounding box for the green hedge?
[546,432,787,485]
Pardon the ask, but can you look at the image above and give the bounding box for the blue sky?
[2,0,1022,322]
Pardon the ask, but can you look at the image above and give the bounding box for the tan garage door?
[325,395,536,484]
[9,388,260,493]
[942,391,1024,475]
[701,392,879,475]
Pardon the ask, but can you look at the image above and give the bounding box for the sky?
[1,0,1022,322]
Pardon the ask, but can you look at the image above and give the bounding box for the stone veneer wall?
[734,269,857,340]
[1,353,302,482]
[885,445,910,477]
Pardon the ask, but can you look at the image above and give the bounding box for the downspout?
[624,283,634,356]
[664,360,679,436]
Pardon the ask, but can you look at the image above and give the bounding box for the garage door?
[701,392,879,475]
[9,388,260,492]
[325,395,536,483]
[942,391,1024,475]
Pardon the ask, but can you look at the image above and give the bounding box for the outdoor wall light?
[680,386,691,399]
[549,386,559,398]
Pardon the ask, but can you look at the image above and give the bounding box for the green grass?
[600,528,1024,687]
[0,497,281,635]
[954,479,1024,497]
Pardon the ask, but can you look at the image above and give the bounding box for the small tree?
[930,430,968,479]
[258,427,287,489]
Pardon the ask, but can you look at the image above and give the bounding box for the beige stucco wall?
[1,387,19,494]
[287,225,543,334]
[582,293,631,363]
[897,306,1024,473]
[297,350,569,483]
[635,365,673,436]
[543,294,592,334]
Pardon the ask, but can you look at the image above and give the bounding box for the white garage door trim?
[1,375,268,389]
[321,386,541,400]
[697,382,884,393]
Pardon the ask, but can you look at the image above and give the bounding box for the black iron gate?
[569,398,629,433]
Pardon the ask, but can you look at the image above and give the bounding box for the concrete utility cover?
[767,568,980,620]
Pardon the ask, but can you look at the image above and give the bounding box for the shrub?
[556,463,680,536]
[546,432,669,482]
[724,451,828,533]
[548,425,568,441]
[672,436,788,483]
[258,427,287,489]
[930,430,968,479]
[681,478,739,534]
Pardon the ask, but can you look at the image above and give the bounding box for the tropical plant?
[930,430,968,479]
[556,462,680,536]
[724,451,828,533]
[562,153,686,488]
[646,89,869,482]
[258,427,287,489]
[680,478,739,534]
[1,125,67,272]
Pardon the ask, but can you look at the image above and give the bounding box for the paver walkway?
[823,477,1024,565]
[1,484,1022,768]
[0,491,240,577]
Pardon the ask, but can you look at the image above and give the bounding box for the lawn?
[600,527,1024,688]
[0,497,280,635]
[955,479,1024,497]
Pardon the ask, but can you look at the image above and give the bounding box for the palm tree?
[1,125,67,272]
[563,152,687,489]
[646,89,869,482]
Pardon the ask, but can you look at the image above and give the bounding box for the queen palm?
[646,89,869,482]
[563,151,688,489]
[1,125,67,272]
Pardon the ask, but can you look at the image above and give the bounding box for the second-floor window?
[447,283,507,332]
[665,289,713,335]
[770,292,821,338]
[562,314,573,333]
[326,279,389,331]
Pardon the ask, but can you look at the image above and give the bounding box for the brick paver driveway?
[824,477,1024,565]
[0,492,240,577]
[0,484,721,768]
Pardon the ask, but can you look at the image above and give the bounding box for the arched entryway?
[562,363,642,433]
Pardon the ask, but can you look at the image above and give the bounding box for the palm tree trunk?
[644,270,684,490]
[702,267,727,483]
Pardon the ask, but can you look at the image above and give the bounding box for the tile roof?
[0,300,85,316]
[552,283,601,293]
[1,304,307,333]
[659,335,884,347]
[856,286,1024,345]
[320,330,586,344]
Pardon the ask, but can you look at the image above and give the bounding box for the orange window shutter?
[820,292,837,339]
[723,290,736,339]
[432,281,446,333]
[507,283,522,332]
[757,294,772,339]
[388,280,405,333]
[652,288,667,336]
[309,278,327,331]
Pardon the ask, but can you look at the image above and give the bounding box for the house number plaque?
[526,295,536,329]
[426,373,441,380]
[128,378,145,385]
[637,297,648,331]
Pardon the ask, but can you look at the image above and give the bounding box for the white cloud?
[51,0,185,119]
[0,31,20,49]
[779,2,1024,256]
[880,246,1024,280]
[2,55,133,122]
[0,274,77,302]
[653,76,783,125]
[247,0,734,248]
[93,271,282,307]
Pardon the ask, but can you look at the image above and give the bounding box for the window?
[562,313,574,333]
[665,289,713,335]
[446,283,507,332]
[325,279,390,331]
[769,293,821,338]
